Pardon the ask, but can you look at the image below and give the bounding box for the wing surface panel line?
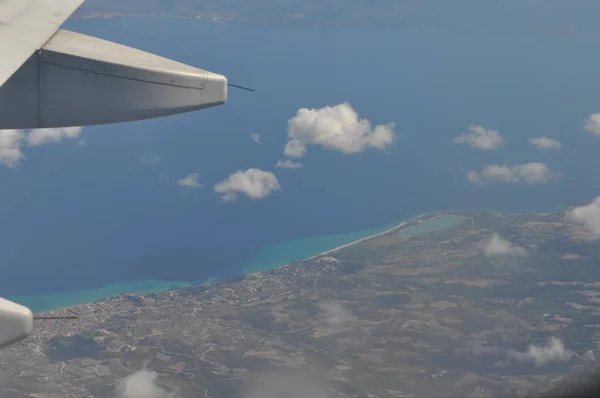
[0,0,84,87]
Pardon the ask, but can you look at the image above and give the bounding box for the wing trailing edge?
[0,29,227,129]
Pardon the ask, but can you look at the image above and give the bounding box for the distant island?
[3,209,600,398]
[74,0,600,36]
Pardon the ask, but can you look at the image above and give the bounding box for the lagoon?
[398,214,467,237]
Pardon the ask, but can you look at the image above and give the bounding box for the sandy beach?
[303,213,441,262]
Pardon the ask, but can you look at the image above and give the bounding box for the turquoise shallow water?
[242,213,471,274]
[241,220,403,274]
[9,280,192,314]
[242,210,472,274]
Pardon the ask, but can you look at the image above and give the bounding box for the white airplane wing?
[0,0,85,88]
[0,0,227,129]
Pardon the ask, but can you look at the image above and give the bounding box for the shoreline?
[280,203,563,267]
[25,207,564,314]
[30,213,436,314]
[302,213,440,262]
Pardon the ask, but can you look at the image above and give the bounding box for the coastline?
[14,213,430,314]
[10,280,193,315]
[302,213,441,262]
[29,212,442,314]
[19,207,563,315]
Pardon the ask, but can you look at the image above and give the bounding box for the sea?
[2,16,600,313]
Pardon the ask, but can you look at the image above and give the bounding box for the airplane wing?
[0,0,85,88]
[0,0,227,129]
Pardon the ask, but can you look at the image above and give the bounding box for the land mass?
[73,0,600,35]
[2,211,600,397]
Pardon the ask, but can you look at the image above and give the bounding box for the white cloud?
[283,139,307,158]
[176,173,202,188]
[27,127,82,146]
[116,370,176,398]
[214,168,280,201]
[0,129,25,168]
[284,102,395,158]
[250,133,261,144]
[584,113,600,136]
[482,233,528,258]
[529,137,561,150]
[454,125,504,150]
[566,197,600,240]
[275,159,303,169]
[468,162,556,184]
[510,337,572,366]
[319,301,353,327]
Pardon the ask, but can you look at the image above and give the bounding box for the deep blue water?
[1,17,599,297]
